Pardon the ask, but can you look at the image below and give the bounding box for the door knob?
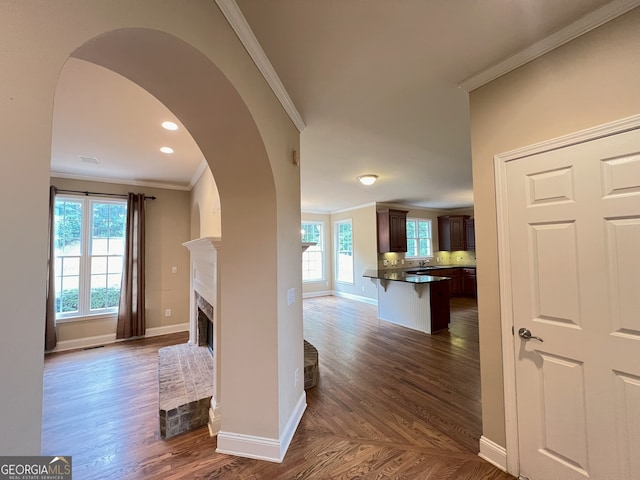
[518,328,543,342]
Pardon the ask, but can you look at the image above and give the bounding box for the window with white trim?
[405,218,432,258]
[54,196,127,320]
[335,219,353,284]
[301,221,324,282]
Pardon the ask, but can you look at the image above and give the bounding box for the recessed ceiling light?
[160,146,174,154]
[357,174,378,186]
[161,121,178,131]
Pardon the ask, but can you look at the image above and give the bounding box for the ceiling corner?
[459,0,640,92]
[215,0,306,132]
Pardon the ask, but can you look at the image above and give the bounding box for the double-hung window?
[54,196,127,320]
[335,219,353,284]
[301,221,324,282]
[405,218,432,258]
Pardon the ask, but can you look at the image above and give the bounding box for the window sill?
[56,312,118,324]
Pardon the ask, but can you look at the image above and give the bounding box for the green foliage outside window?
[56,286,121,313]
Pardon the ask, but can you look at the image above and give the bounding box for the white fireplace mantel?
[183,237,222,310]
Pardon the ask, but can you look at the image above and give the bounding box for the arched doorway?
[1,2,303,459]
[63,28,303,460]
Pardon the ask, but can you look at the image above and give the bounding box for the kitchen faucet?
[419,259,430,268]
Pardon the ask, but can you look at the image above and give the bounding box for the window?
[301,222,324,282]
[405,218,432,258]
[335,220,353,284]
[54,196,127,320]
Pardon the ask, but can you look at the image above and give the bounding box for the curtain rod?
[54,188,157,200]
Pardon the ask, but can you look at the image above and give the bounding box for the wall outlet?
[361,286,365,292]
[171,266,177,273]
[401,259,404,265]
[383,259,388,266]
[294,368,300,387]
[165,309,172,317]
[287,288,295,306]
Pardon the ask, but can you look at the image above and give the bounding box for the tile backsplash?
[378,250,476,269]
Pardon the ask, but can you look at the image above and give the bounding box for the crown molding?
[459,0,640,92]
[50,171,191,191]
[189,159,209,189]
[331,202,377,215]
[215,0,306,133]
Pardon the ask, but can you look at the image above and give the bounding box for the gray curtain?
[45,185,58,351]
[116,193,146,339]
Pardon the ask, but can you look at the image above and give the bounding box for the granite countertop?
[414,265,476,269]
[362,269,452,284]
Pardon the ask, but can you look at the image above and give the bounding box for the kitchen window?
[301,221,324,282]
[335,219,353,284]
[405,218,432,258]
[54,195,127,321]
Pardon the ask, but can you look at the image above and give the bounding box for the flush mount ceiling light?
[357,174,378,186]
[160,146,174,154]
[161,121,178,131]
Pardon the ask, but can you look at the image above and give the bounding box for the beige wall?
[0,1,300,456]
[331,204,378,301]
[301,212,332,296]
[51,177,191,345]
[469,8,640,447]
[190,165,222,239]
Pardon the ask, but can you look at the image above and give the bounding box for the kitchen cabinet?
[377,209,408,253]
[461,268,477,297]
[430,268,461,296]
[465,218,475,251]
[429,280,451,332]
[438,215,470,251]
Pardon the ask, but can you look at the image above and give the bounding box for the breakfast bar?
[363,269,451,334]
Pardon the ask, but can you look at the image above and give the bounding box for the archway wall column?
[0,1,302,459]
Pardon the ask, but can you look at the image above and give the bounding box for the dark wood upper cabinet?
[465,218,475,251]
[437,215,470,251]
[377,209,408,253]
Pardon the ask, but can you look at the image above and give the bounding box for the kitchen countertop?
[411,265,476,269]
[362,269,452,284]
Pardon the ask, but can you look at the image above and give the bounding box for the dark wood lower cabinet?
[431,267,476,298]
[462,268,477,297]
[430,268,461,296]
[430,280,451,332]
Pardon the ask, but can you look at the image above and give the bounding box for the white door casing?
[495,116,640,480]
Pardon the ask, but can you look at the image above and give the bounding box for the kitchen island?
[363,269,451,334]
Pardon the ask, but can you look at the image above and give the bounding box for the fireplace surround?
[181,236,222,436]
[196,292,214,353]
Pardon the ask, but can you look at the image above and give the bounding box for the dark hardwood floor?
[42,296,513,479]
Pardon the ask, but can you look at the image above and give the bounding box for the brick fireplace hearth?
[158,343,213,439]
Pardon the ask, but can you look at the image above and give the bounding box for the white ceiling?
[51,0,623,211]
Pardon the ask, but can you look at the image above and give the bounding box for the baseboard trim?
[478,435,507,472]
[145,323,189,337]
[216,392,307,463]
[49,322,189,353]
[333,290,378,306]
[51,333,117,353]
[278,391,307,460]
[302,290,332,299]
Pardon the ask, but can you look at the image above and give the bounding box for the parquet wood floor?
[42,296,514,479]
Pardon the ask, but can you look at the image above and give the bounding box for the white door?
[505,128,640,480]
